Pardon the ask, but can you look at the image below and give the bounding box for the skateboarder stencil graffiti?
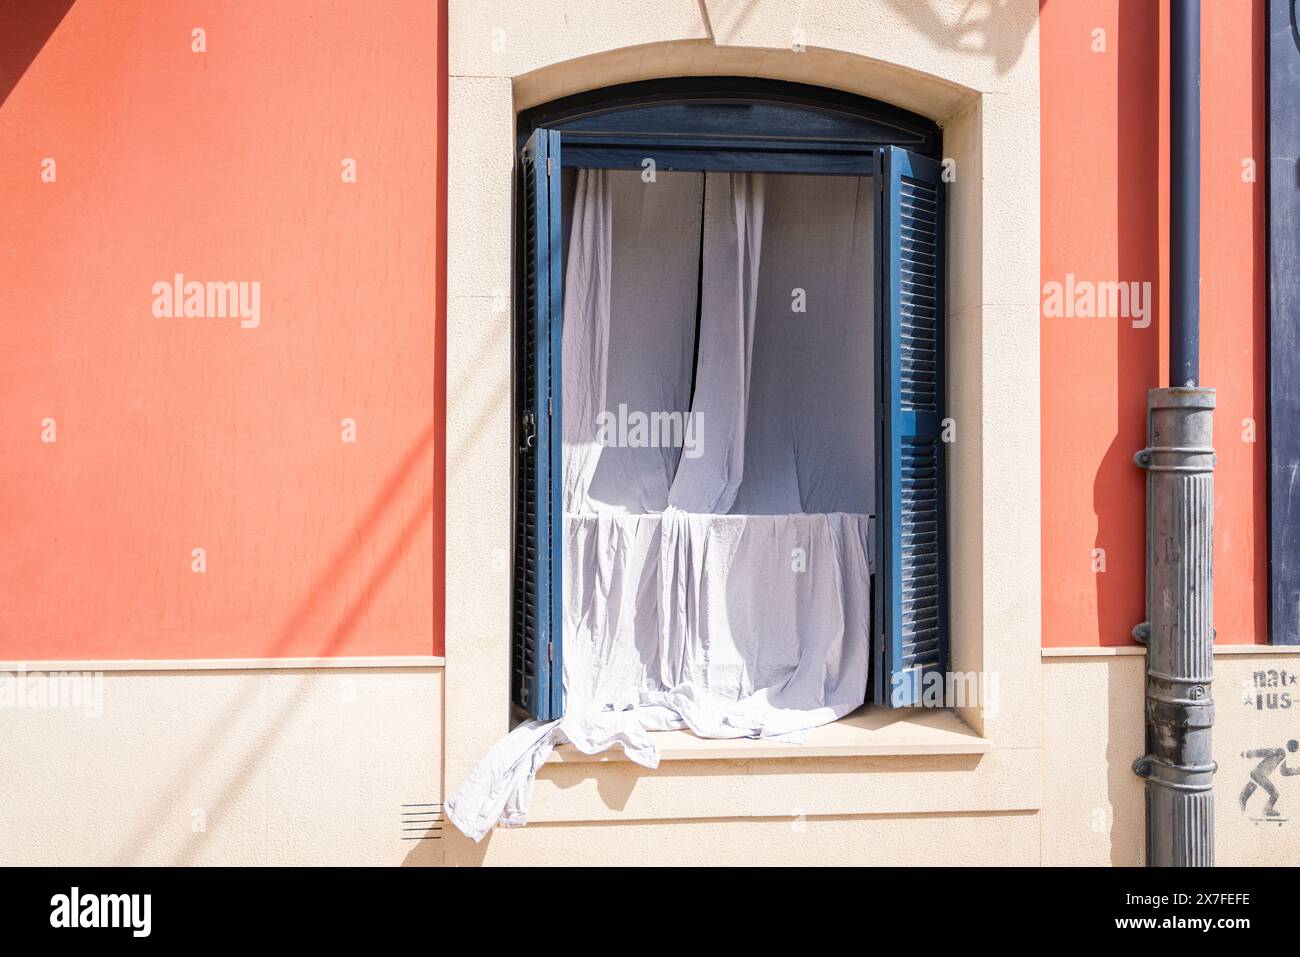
[1240,740,1300,820]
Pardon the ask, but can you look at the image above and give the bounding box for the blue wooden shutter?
[875,145,950,707]
[1268,0,1300,644]
[513,129,565,718]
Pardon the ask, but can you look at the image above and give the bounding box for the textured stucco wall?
[0,667,443,866]
[0,0,445,661]
[1040,0,1268,650]
[8,652,1298,866]
[1043,653,1300,866]
[458,811,1039,867]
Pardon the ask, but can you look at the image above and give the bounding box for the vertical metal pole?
[1133,394,1216,867]
[1170,0,1200,387]
[1132,0,1214,867]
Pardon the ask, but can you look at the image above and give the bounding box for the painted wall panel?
[0,668,444,865]
[1043,654,1300,866]
[0,1,445,659]
[1041,0,1267,647]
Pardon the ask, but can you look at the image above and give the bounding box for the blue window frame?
[513,129,564,719]
[876,146,949,706]
[512,79,947,718]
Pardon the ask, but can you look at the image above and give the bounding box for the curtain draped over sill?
[448,168,877,842]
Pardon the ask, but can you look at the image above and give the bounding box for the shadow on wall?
[1,0,450,864]
[1093,0,1161,648]
[0,0,76,107]
[1253,0,1270,644]
[694,0,1033,77]
[882,0,1033,75]
[435,751,989,866]
[1105,658,1147,864]
[112,419,436,865]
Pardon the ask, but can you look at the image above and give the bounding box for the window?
[511,79,948,720]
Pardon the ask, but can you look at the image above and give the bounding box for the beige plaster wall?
[5,653,1291,866]
[459,810,1040,867]
[1042,652,1300,867]
[0,667,443,866]
[443,0,1043,866]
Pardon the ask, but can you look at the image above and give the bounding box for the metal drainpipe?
[1131,0,1215,867]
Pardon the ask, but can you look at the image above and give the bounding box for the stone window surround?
[443,2,1041,826]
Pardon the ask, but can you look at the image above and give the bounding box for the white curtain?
[730,174,876,515]
[666,172,764,513]
[572,169,705,514]
[559,168,613,514]
[447,170,876,843]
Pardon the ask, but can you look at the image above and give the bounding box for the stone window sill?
[546,704,989,763]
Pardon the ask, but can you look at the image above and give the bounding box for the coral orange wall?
[1040,0,1267,646]
[0,1,445,659]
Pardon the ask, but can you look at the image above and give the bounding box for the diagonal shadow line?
[111,421,436,864]
[260,419,437,660]
[885,0,1034,76]
[696,0,715,41]
[446,318,508,412]
[0,0,77,108]
[167,493,436,866]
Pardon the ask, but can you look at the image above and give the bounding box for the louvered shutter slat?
[512,129,565,720]
[876,146,950,709]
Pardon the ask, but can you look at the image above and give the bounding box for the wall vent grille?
[401,804,443,841]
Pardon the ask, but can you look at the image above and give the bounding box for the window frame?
[517,77,941,159]
[512,80,948,718]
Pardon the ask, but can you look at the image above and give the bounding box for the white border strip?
[1044,645,1300,658]
[1042,646,1145,657]
[1210,644,1300,656]
[0,656,445,672]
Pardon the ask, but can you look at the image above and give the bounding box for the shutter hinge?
[547,641,553,663]
[520,411,536,451]
[546,156,552,177]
